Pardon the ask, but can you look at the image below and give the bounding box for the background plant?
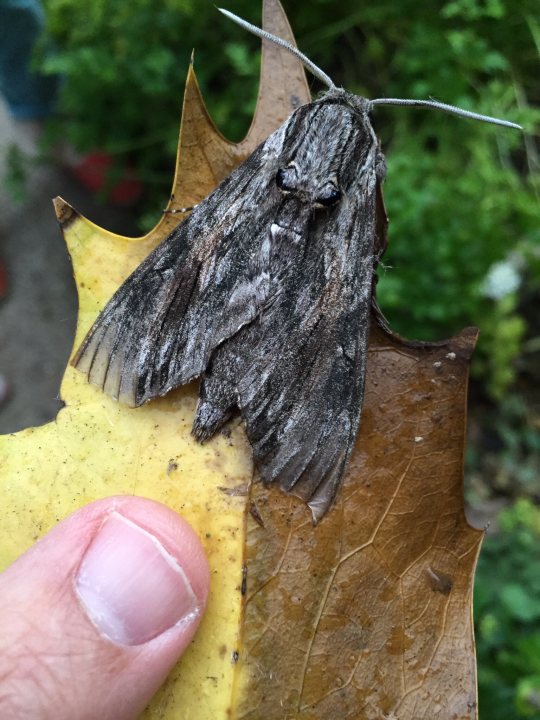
[475,499,540,718]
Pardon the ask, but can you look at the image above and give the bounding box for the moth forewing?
[73,127,286,405]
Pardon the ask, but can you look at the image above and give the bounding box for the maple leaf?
[0,1,483,718]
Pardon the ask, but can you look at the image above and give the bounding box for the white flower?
[482,257,522,300]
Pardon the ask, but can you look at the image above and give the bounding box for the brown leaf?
[236,324,482,719]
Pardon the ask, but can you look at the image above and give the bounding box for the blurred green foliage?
[475,499,540,718]
[36,0,539,403]
[468,394,540,501]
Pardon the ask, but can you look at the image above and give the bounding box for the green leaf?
[500,583,540,623]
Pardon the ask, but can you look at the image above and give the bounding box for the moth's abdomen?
[193,359,238,442]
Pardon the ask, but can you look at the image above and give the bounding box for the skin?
[0,495,210,720]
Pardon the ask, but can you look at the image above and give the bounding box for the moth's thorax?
[278,98,377,205]
[273,195,312,238]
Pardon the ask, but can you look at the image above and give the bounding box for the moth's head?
[275,101,377,209]
[275,165,341,210]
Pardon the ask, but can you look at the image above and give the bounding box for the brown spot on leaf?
[249,501,265,527]
[386,626,414,656]
[426,565,454,595]
[219,483,249,496]
[53,196,78,228]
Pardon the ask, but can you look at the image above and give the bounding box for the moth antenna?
[370,97,521,130]
[217,7,336,90]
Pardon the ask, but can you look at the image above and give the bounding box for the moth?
[73,9,520,522]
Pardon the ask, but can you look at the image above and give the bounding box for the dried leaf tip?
[53,196,78,228]
[217,7,336,90]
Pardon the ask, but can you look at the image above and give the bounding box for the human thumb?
[0,496,210,720]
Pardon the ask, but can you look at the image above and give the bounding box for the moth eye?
[276,168,296,192]
[315,186,341,207]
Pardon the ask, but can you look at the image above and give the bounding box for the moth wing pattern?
[192,96,383,520]
[243,223,376,522]
[73,123,288,407]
